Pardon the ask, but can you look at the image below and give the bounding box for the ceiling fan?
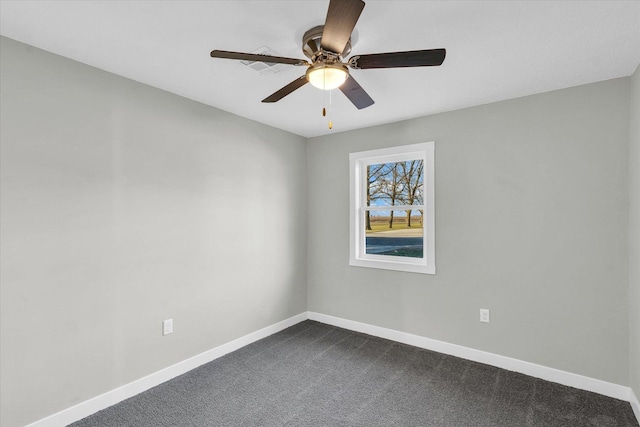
[210,0,446,110]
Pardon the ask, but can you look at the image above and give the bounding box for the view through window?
[365,160,424,258]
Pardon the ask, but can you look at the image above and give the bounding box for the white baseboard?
[631,388,640,424]
[25,312,308,427]
[25,311,639,427]
[307,312,632,403]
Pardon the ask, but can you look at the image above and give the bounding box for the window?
[349,142,435,274]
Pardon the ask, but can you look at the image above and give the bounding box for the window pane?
[365,210,423,258]
[367,160,424,207]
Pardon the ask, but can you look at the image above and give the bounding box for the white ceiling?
[1,1,639,138]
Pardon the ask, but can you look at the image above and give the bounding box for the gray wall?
[0,37,307,427]
[630,65,640,401]
[307,78,630,386]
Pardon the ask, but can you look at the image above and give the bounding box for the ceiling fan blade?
[320,0,365,55]
[210,50,308,66]
[349,49,446,69]
[262,76,309,103]
[339,75,374,109]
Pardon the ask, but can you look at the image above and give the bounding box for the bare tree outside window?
[366,163,387,231]
[399,160,424,227]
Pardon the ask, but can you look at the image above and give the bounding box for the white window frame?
[349,142,435,274]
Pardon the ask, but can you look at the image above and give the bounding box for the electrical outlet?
[480,309,490,323]
[163,319,173,336]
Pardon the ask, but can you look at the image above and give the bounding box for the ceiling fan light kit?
[210,0,446,112]
[306,63,349,90]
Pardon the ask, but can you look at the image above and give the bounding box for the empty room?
[1,1,639,426]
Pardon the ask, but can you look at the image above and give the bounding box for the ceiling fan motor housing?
[302,25,352,60]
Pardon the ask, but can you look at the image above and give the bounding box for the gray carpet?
[70,320,639,426]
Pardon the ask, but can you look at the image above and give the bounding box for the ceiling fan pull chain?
[323,70,328,117]
[328,89,333,130]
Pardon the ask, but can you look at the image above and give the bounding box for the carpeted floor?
[70,320,639,426]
